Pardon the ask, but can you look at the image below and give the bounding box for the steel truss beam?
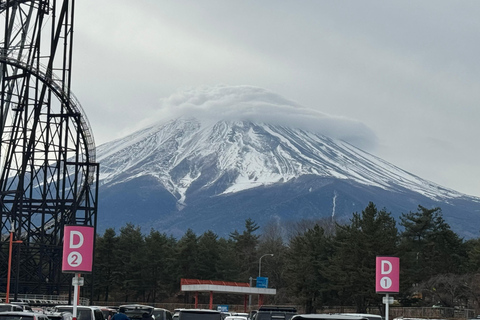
[0,0,98,297]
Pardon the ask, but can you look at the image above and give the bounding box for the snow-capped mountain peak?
[97,116,470,207]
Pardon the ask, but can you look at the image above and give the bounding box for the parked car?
[0,304,25,312]
[10,302,33,312]
[43,311,74,320]
[93,307,117,320]
[55,306,104,320]
[339,314,382,320]
[172,309,186,320]
[0,311,49,320]
[178,309,222,320]
[221,313,232,320]
[118,305,154,320]
[253,306,297,320]
[153,308,172,320]
[225,316,248,320]
[292,315,369,320]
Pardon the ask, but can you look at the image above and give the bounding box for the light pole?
[258,253,274,278]
[6,226,22,303]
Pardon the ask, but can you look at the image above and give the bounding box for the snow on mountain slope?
[96,116,475,207]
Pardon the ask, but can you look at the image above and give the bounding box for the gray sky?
[72,0,480,197]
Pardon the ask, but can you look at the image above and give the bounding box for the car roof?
[258,307,297,313]
[292,315,369,320]
[180,309,220,313]
[0,311,44,315]
[56,306,100,310]
[0,305,23,307]
[120,305,154,308]
[339,314,382,319]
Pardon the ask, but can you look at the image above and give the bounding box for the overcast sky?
[72,0,480,197]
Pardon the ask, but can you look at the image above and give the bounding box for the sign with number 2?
[62,225,94,273]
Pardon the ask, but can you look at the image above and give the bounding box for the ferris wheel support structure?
[0,0,99,297]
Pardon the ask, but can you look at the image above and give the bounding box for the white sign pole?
[385,293,389,320]
[73,273,79,320]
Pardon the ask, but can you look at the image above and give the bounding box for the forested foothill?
[92,202,480,314]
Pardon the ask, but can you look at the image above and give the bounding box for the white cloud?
[152,85,378,150]
[71,0,480,197]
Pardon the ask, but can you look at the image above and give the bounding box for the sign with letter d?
[62,225,94,273]
[376,256,399,293]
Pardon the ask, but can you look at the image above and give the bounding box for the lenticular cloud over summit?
[154,85,378,150]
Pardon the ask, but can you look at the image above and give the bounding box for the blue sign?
[256,276,268,288]
[217,305,229,312]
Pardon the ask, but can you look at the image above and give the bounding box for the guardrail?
[0,294,89,306]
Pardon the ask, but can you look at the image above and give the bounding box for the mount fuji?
[95,86,480,238]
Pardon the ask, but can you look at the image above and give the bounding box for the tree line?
[91,202,480,313]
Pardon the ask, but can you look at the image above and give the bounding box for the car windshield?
[0,315,35,320]
[119,306,153,319]
[180,311,221,320]
[153,311,166,320]
[257,313,296,320]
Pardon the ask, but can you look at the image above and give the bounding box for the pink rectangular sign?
[376,256,399,293]
[62,225,94,273]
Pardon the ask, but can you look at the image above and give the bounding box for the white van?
[55,306,104,320]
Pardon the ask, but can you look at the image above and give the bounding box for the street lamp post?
[6,226,22,303]
[258,253,274,278]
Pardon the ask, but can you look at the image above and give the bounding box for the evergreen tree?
[285,224,335,313]
[115,223,146,302]
[399,206,467,303]
[216,237,242,282]
[230,218,260,279]
[197,230,221,280]
[144,229,177,302]
[93,228,117,301]
[400,207,466,278]
[175,229,199,281]
[257,223,288,303]
[331,202,398,312]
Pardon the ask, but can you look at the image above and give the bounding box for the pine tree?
[230,218,260,280]
[331,202,398,312]
[399,206,467,302]
[285,224,335,313]
[93,228,117,301]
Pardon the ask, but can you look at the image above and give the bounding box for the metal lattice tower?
[0,0,99,295]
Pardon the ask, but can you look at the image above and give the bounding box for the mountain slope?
[96,117,480,238]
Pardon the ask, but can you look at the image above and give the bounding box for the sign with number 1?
[376,256,399,293]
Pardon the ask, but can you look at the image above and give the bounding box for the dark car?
[153,308,172,320]
[178,309,221,320]
[253,306,297,320]
[118,305,154,320]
